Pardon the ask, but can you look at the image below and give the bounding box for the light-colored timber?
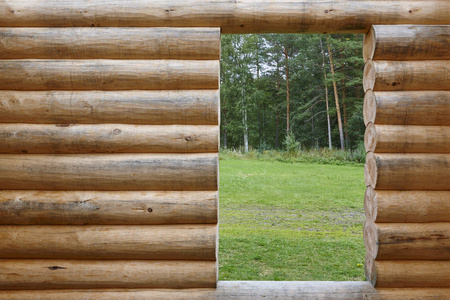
[0,90,219,125]
[365,258,450,288]
[0,124,218,154]
[0,154,218,191]
[364,123,450,153]
[363,25,450,62]
[0,259,216,289]
[365,152,450,190]
[0,27,220,60]
[0,190,218,225]
[0,282,379,299]
[0,225,216,260]
[0,60,219,90]
[363,60,450,92]
[364,220,450,260]
[363,91,450,126]
[1,283,448,300]
[364,188,450,223]
[370,288,450,300]
[0,1,449,33]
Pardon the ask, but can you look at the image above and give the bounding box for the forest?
[220,33,365,152]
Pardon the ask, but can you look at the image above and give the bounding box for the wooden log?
[0,27,220,60]
[0,285,448,300]
[0,190,218,225]
[0,60,219,90]
[365,258,450,288]
[0,154,218,191]
[0,90,219,125]
[363,60,450,92]
[364,187,450,223]
[0,124,218,154]
[363,91,450,126]
[0,1,449,34]
[369,288,450,300]
[0,259,216,289]
[363,25,450,62]
[0,225,216,260]
[0,282,380,299]
[364,123,450,153]
[365,152,450,190]
[364,220,450,260]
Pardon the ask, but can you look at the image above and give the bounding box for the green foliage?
[219,157,365,280]
[220,148,365,165]
[283,131,300,153]
[220,33,365,151]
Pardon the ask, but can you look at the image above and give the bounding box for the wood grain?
[0,124,218,154]
[363,91,450,126]
[0,259,217,289]
[0,27,220,59]
[364,188,450,223]
[0,225,217,260]
[0,154,218,191]
[0,190,218,225]
[0,1,448,33]
[0,60,219,90]
[0,90,219,125]
[363,60,450,92]
[364,25,450,61]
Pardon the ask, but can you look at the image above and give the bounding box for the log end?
[364,122,377,153]
[365,254,377,287]
[363,90,376,126]
[363,59,375,93]
[363,27,376,63]
[364,219,379,260]
[365,152,377,189]
[364,186,377,221]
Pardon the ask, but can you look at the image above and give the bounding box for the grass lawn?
[219,156,366,281]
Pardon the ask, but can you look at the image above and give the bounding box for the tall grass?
[220,146,366,165]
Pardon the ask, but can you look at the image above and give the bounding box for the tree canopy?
[220,33,365,152]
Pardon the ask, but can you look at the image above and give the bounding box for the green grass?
[219,155,366,281]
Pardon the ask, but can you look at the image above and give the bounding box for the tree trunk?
[242,89,249,153]
[326,35,345,150]
[284,46,290,132]
[342,79,348,146]
[320,39,332,150]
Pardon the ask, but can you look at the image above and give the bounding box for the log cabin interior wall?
[363,25,450,295]
[0,25,220,292]
[0,1,449,299]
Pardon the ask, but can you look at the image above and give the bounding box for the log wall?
[0,24,220,293]
[363,25,450,297]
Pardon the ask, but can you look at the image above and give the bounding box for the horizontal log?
[363,25,450,61]
[0,1,449,33]
[0,259,216,289]
[364,188,450,223]
[0,90,219,125]
[0,124,218,154]
[0,285,448,300]
[0,154,218,191]
[364,123,450,153]
[0,27,220,60]
[370,288,450,300]
[365,152,450,190]
[0,190,218,225]
[364,220,450,260]
[363,91,450,126]
[0,225,216,260]
[365,257,450,288]
[363,60,450,92]
[0,282,379,299]
[0,60,219,90]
